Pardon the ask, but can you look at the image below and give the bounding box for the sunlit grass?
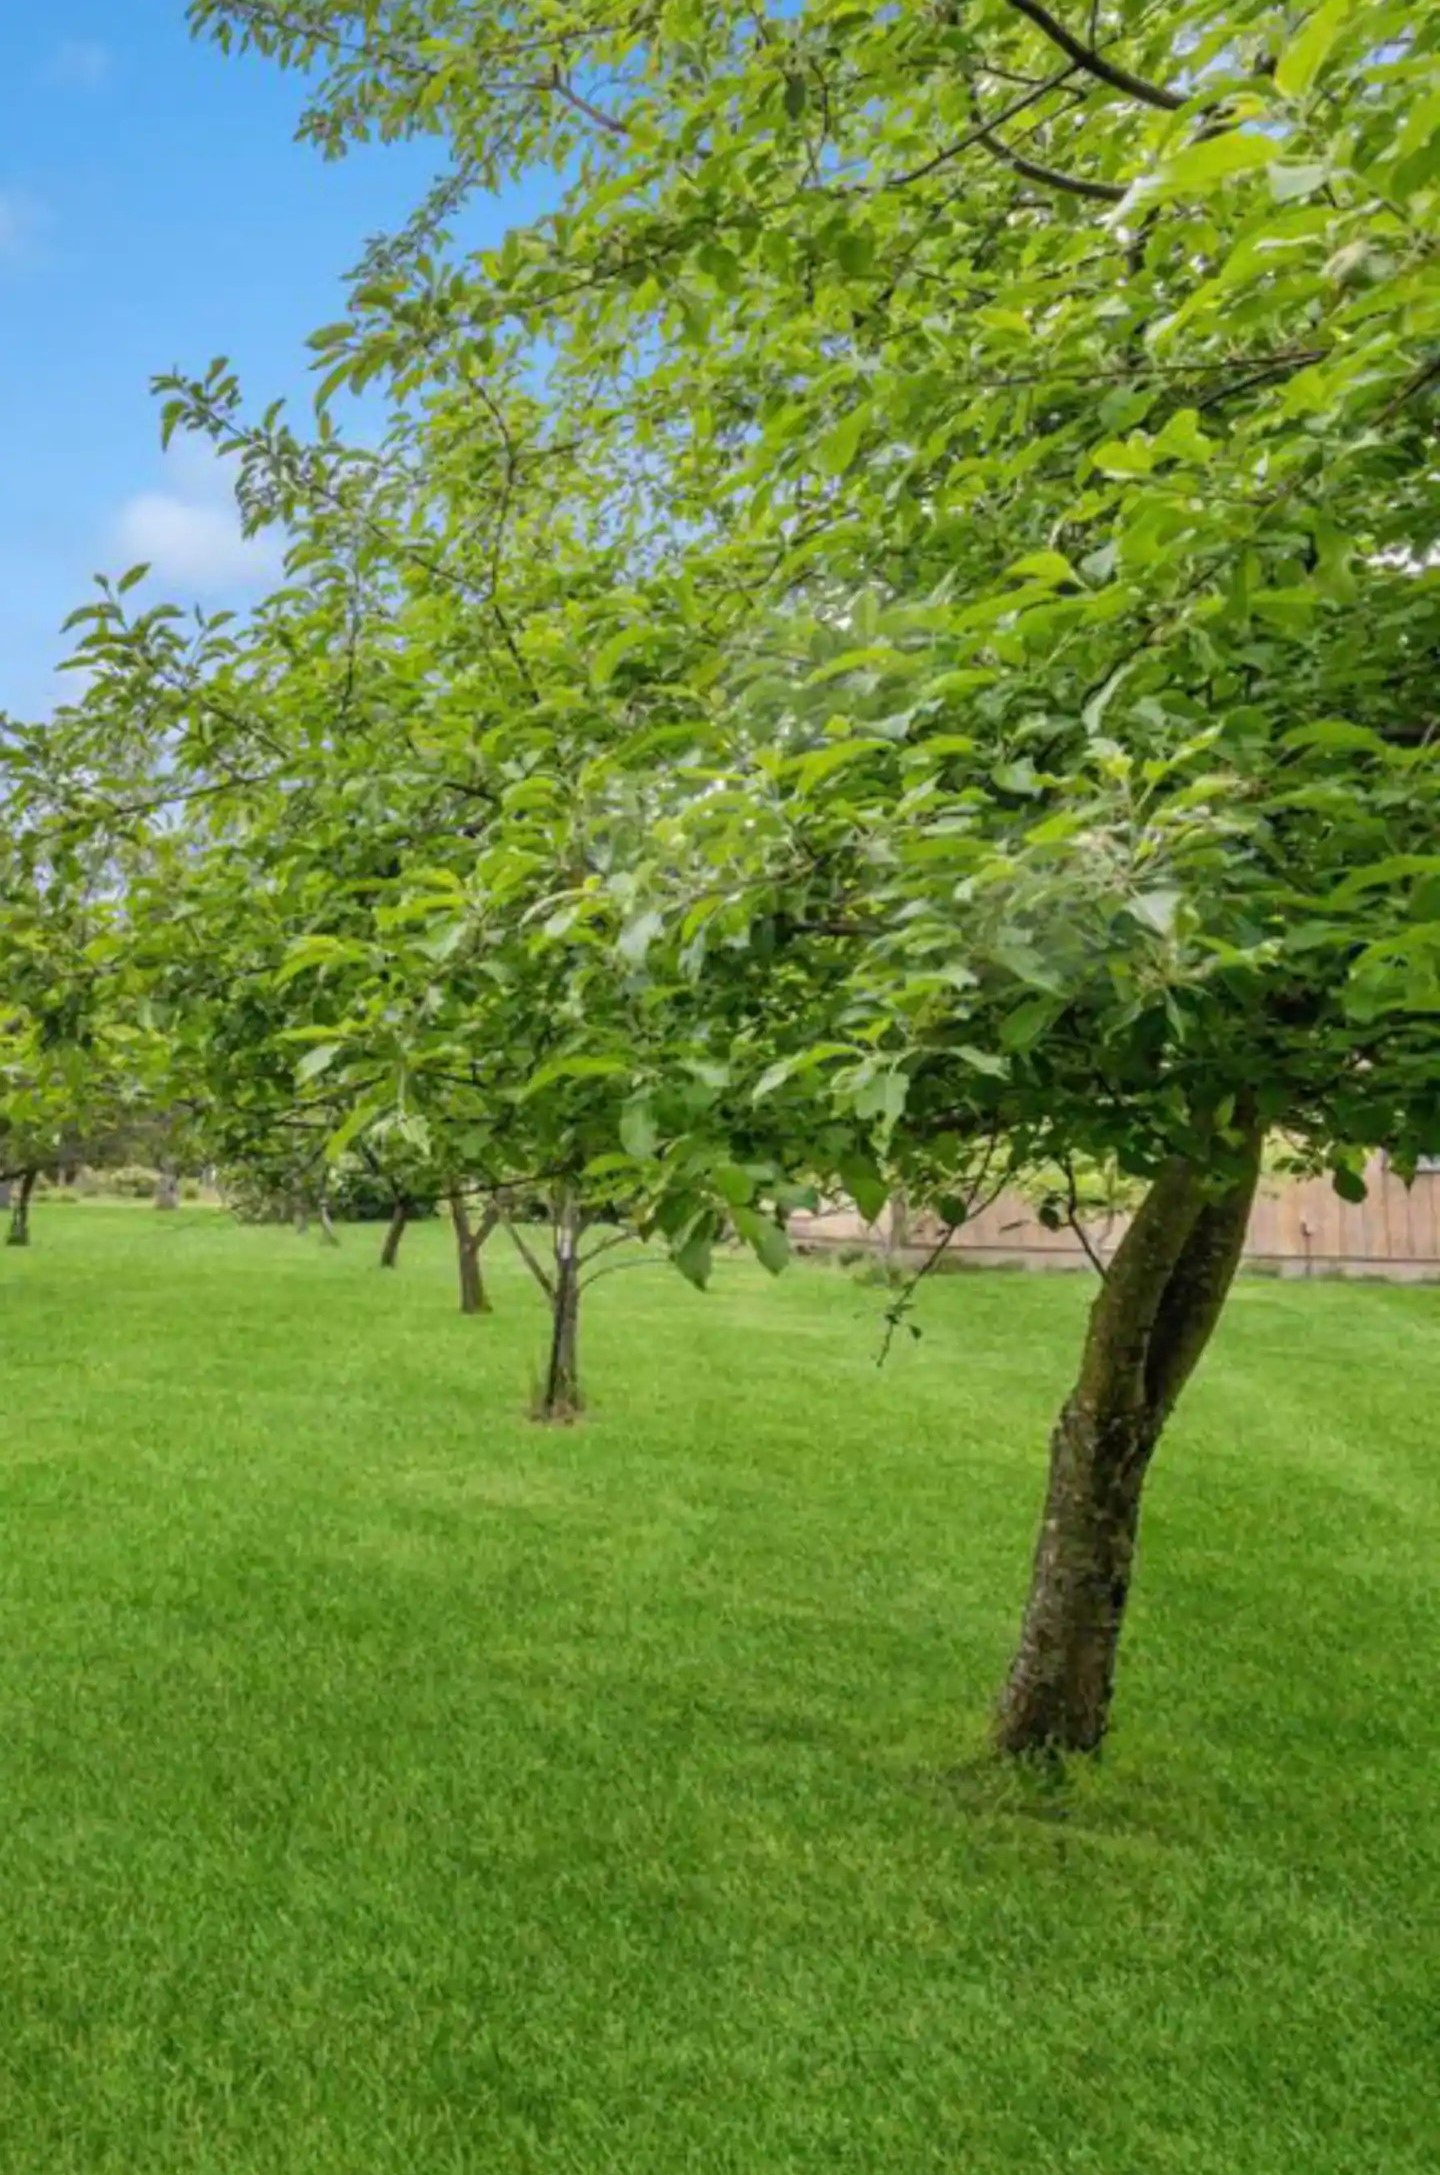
[2,1205,1435,2172]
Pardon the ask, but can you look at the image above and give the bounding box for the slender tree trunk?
[995,1131,1262,1757]
[0,1179,10,1212]
[537,1189,583,1420]
[6,1167,37,1247]
[318,1199,340,1247]
[154,1168,180,1211]
[379,1199,409,1269]
[450,1190,498,1316]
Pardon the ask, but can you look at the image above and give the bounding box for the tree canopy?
[14,0,1440,1745]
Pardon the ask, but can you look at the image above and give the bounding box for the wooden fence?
[791,1156,1440,1283]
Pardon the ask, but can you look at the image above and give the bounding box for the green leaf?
[1282,720,1388,755]
[592,625,646,688]
[618,909,664,966]
[1129,888,1183,938]
[1007,551,1077,587]
[1153,130,1277,195]
[754,1044,855,1098]
[956,1045,1008,1080]
[732,1204,790,1274]
[620,1098,658,1160]
[1269,160,1329,203]
[526,1052,630,1094]
[838,1153,888,1225]
[295,1042,342,1085]
[999,997,1057,1051]
[792,738,890,792]
[1275,0,1351,99]
[816,407,865,476]
[713,1163,755,1207]
[1091,437,1154,478]
[1332,1164,1368,1205]
[325,1099,385,1161]
[673,1226,714,1289]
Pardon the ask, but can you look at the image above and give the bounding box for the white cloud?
[112,438,283,596]
[51,40,111,90]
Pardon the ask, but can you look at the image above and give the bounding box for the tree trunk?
[995,1131,1262,1758]
[154,1168,181,1211]
[6,1167,37,1247]
[450,1190,497,1316]
[537,1190,583,1420]
[379,1199,409,1269]
[318,1199,340,1247]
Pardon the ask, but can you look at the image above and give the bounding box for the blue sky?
[0,2,540,720]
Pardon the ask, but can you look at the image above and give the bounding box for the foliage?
[158,0,1440,1223]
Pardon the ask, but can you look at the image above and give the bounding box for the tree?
[0,756,163,1247]
[149,0,1440,1742]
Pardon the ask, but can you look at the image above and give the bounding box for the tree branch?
[1143,1129,1263,1420]
[502,1213,555,1298]
[969,89,1126,202]
[1062,1158,1110,1279]
[541,68,629,138]
[1005,0,1183,110]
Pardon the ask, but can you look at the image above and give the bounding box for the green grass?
[2,1206,1436,2174]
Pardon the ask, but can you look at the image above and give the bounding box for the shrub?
[104,1165,162,1200]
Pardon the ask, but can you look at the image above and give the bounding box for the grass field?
[1,1205,1436,2174]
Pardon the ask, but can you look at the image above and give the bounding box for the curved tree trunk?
[379,1199,409,1269]
[450,1190,498,1316]
[995,1132,1262,1758]
[318,1198,340,1247]
[154,1168,181,1212]
[6,1167,37,1247]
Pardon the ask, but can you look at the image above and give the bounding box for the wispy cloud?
[51,40,112,91]
[112,438,283,596]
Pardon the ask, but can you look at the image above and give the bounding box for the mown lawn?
[1,1205,1436,2174]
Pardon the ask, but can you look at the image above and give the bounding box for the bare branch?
[1005,0,1183,111]
[1063,1159,1110,1280]
[968,88,1126,202]
[578,1226,633,1267]
[541,68,629,138]
[502,1213,555,1298]
[582,1254,665,1291]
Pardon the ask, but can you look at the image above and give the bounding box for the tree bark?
[379,1199,409,1268]
[6,1167,37,1247]
[450,1190,498,1315]
[537,1189,583,1420]
[318,1199,340,1247]
[994,1131,1262,1757]
[154,1168,180,1211]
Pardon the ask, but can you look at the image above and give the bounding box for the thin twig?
[1063,1159,1110,1279]
[502,1214,555,1297]
[582,1254,665,1291]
